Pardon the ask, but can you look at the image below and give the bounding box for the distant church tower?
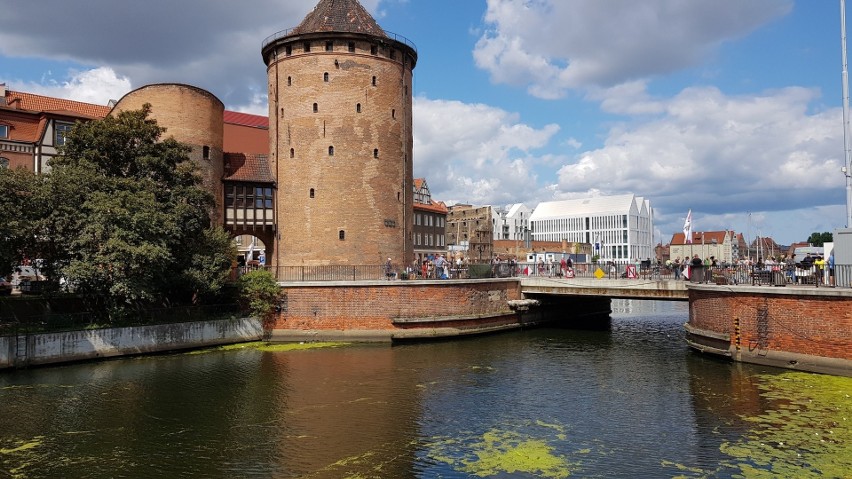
[262,0,417,267]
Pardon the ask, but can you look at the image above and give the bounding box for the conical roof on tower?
[292,0,387,37]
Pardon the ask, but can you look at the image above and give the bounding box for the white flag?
[683,209,692,244]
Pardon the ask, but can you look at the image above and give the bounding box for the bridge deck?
[520,277,689,300]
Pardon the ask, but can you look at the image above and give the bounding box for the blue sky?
[0,0,847,246]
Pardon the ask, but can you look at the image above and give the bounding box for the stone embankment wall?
[687,285,852,376]
[270,279,525,341]
[1,317,262,369]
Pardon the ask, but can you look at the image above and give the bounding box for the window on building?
[310,188,315,198]
[202,145,210,160]
[313,103,318,113]
[55,122,73,146]
[370,44,377,55]
[390,49,396,60]
[373,148,378,158]
[372,76,377,86]
[0,157,8,169]
[290,148,294,158]
[348,42,355,52]
[339,230,345,240]
[285,45,292,56]
[356,103,361,113]
[325,41,333,52]
[391,109,395,119]
[328,146,334,156]
[304,42,311,52]
[0,125,7,138]
[287,76,292,86]
[324,72,329,82]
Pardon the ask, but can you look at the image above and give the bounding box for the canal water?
[1,300,850,478]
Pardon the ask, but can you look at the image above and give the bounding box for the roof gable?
[3,90,110,118]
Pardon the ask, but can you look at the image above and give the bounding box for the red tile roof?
[670,230,732,245]
[3,90,110,118]
[223,111,268,128]
[414,200,448,214]
[223,153,275,183]
[293,0,386,36]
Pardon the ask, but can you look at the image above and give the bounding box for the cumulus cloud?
[413,96,560,206]
[474,0,792,98]
[3,67,131,106]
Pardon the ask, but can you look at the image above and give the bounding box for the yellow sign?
[594,267,605,279]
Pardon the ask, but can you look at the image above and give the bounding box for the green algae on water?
[187,341,349,355]
[716,371,852,478]
[427,422,575,478]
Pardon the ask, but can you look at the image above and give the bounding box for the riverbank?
[0,317,262,369]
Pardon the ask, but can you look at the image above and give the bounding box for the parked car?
[0,276,12,295]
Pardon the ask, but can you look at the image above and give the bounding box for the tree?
[46,105,234,309]
[0,167,42,277]
[806,232,833,246]
[237,269,281,321]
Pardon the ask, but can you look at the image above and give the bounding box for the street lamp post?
[842,0,852,227]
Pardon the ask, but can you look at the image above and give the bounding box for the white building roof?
[529,194,640,220]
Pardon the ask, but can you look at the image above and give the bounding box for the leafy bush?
[237,269,280,321]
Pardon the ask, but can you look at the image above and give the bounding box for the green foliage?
[806,232,832,246]
[0,167,42,277]
[237,269,280,320]
[0,105,236,313]
[468,264,493,279]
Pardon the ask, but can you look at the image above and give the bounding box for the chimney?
[0,83,6,106]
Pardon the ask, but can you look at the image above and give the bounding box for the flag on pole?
[683,209,693,244]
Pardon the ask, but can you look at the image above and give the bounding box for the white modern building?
[493,203,532,241]
[529,194,654,264]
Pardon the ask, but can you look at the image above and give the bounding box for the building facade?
[669,230,735,265]
[494,203,532,241]
[446,204,495,263]
[262,0,417,267]
[412,178,448,262]
[529,194,654,264]
[0,85,111,172]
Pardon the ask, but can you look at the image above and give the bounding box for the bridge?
[519,276,688,300]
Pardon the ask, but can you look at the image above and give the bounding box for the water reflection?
[1,300,849,478]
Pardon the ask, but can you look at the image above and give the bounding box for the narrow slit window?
[356,103,361,113]
[370,45,377,55]
[391,109,395,119]
[372,76,377,86]
[328,146,334,156]
[373,148,379,158]
[289,148,294,158]
[310,188,315,198]
[304,42,311,52]
[313,103,318,113]
[339,230,345,240]
[324,72,329,82]
[348,42,355,52]
[287,76,292,86]
[202,145,210,160]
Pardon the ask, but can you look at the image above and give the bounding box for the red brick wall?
[690,289,852,360]
[272,280,521,331]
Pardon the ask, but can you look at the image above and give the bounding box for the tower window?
[325,41,333,52]
[280,107,284,118]
[339,230,345,240]
[313,103,318,113]
[289,148,294,158]
[310,188,315,198]
[373,148,379,158]
[328,146,334,156]
[370,44,377,55]
[392,109,395,119]
[304,42,311,52]
[287,76,292,86]
[348,42,355,52]
[202,145,210,160]
[390,49,396,60]
[372,76,377,86]
[356,103,361,113]
[324,72,329,82]
[285,45,292,56]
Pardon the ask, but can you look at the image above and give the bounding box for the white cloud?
[474,0,792,98]
[3,66,131,106]
[413,96,559,206]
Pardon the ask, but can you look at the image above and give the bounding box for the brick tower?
[262,0,417,267]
